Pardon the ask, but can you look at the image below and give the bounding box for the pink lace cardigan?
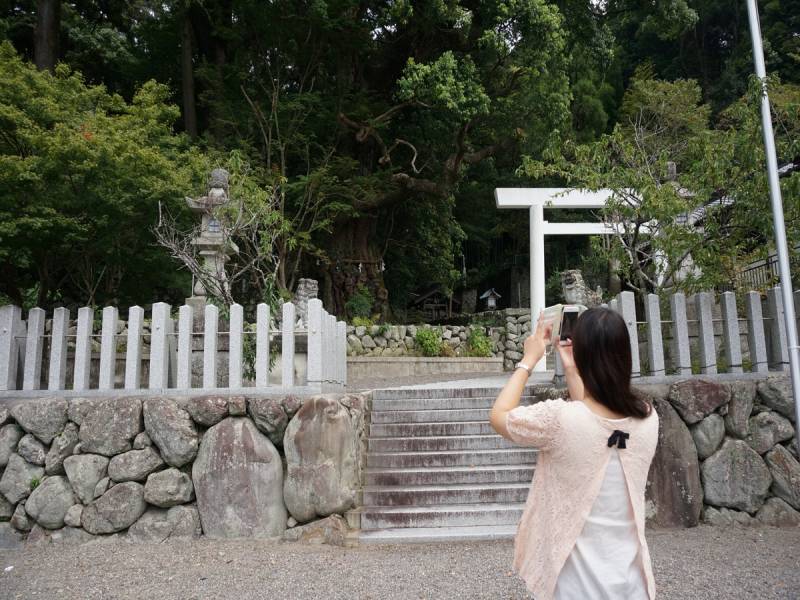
[506,399,659,600]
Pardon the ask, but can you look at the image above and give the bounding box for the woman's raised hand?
[556,338,577,370]
[523,312,552,364]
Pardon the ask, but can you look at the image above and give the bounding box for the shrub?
[351,316,374,328]
[415,328,442,357]
[345,284,374,319]
[466,328,493,357]
[439,343,456,357]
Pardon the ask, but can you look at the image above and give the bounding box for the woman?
[490,307,659,600]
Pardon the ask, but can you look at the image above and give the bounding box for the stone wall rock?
[16,434,46,466]
[63,454,109,505]
[45,423,79,475]
[690,414,725,460]
[755,497,800,526]
[185,396,229,427]
[724,381,756,438]
[143,399,198,468]
[192,417,286,538]
[108,447,165,483]
[757,378,795,421]
[0,453,44,504]
[247,397,289,446]
[282,514,348,546]
[144,468,194,507]
[10,397,67,444]
[668,380,730,424]
[79,397,142,456]
[745,412,794,455]
[646,399,703,527]
[0,492,13,520]
[24,476,75,529]
[127,505,201,542]
[0,423,23,467]
[702,439,772,513]
[764,445,800,510]
[283,396,358,523]
[81,481,146,534]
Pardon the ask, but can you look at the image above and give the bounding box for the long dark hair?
[572,307,651,418]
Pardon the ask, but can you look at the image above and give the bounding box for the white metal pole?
[746,0,800,425]
[530,204,547,371]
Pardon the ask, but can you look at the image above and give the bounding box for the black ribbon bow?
[607,430,630,449]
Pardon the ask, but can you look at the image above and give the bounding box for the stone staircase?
[355,386,539,544]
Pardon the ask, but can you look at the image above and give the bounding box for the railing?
[554,286,798,379]
[0,298,346,395]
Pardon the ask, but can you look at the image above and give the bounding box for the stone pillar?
[124,306,144,389]
[670,293,692,376]
[619,291,641,377]
[176,304,193,389]
[73,306,93,390]
[336,320,347,386]
[23,307,45,390]
[766,286,789,371]
[48,307,69,390]
[720,291,743,374]
[306,299,323,388]
[203,304,218,389]
[228,303,243,389]
[255,303,270,388]
[98,306,118,390]
[281,302,295,387]
[149,302,171,389]
[745,291,769,373]
[530,204,546,371]
[694,292,717,375]
[645,294,665,376]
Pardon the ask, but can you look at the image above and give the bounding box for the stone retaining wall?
[0,392,366,548]
[346,309,531,370]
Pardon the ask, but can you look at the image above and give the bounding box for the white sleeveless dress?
[552,449,650,600]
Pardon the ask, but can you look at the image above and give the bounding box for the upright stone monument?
[292,279,319,327]
[184,168,238,312]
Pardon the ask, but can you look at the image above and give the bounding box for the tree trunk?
[34,0,60,72]
[181,13,198,138]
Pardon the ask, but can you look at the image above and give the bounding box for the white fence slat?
[336,320,346,385]
[149,302,171,389]
[167,316,177,388]
[619,292,641,377]
[255,303,270,387]
[670,293,692,376]
[98,306,118,390]
[0,305,22,390]
[745,291,769,373]
[766,286,789,371]
[720,291,743,374]
[23,307,45,390]
[694,292,717,375]
[73,307,93,390]
[48,307,69,390]
[176,305,193,389]
[282,302,295,387]
[229,303,243,389]
[203,304,219,389]
[124,306,144,389]
[306,299,323,387]
[644,294,665,376]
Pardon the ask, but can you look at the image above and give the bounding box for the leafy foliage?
[415,327,443,357]
[466,328,493,357]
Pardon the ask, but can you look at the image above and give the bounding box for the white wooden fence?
[0,298,346,394]
[551,286,796,378]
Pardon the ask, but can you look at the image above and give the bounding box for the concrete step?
[360,502,525,529]
[358,524,518,544]
[369,420,496,437]
[368,434,515,453]
[365,464,535,486]
[366,448,538,468]
[373,386,540,401]
[370,407,493,424]
[371,395,535,412]
[362,483,530,506]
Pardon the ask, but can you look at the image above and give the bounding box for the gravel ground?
[0,526,797,600]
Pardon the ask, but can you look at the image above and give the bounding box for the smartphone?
[559,306,580,343]
[540,304,586,348]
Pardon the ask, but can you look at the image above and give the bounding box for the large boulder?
[690,414,725,460]
[45,422,79,475]
[765,444,800,510]
[745,412,795,455]
[668,379,730,424]
[144,468,194,507]
[757,378,795,421]
[143,398,198,467]
[127,505,201,543]
[755,497,800,527]
[192,417,286,538]
[702,439,772,513]
[24,475,76,529]
[108,447,165,483]
[247,397,288,446]
[0,453,44,504]
[10,503,32,532]
[282,514,348,546]
[0,406,8,426]
[63,454,109,504]
[79,397,142,456]
[67,397,101,426]
[0,423,23,467]
[724,381,756,438]
[185,396,229,427]
[0,492,13,520]
[81,481,146,534]
[645,398,703,527]
[17,434,46,466]
[10,397,68,444]
[283,396,359,523]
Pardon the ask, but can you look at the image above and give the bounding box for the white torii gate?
[495,188,618,371]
